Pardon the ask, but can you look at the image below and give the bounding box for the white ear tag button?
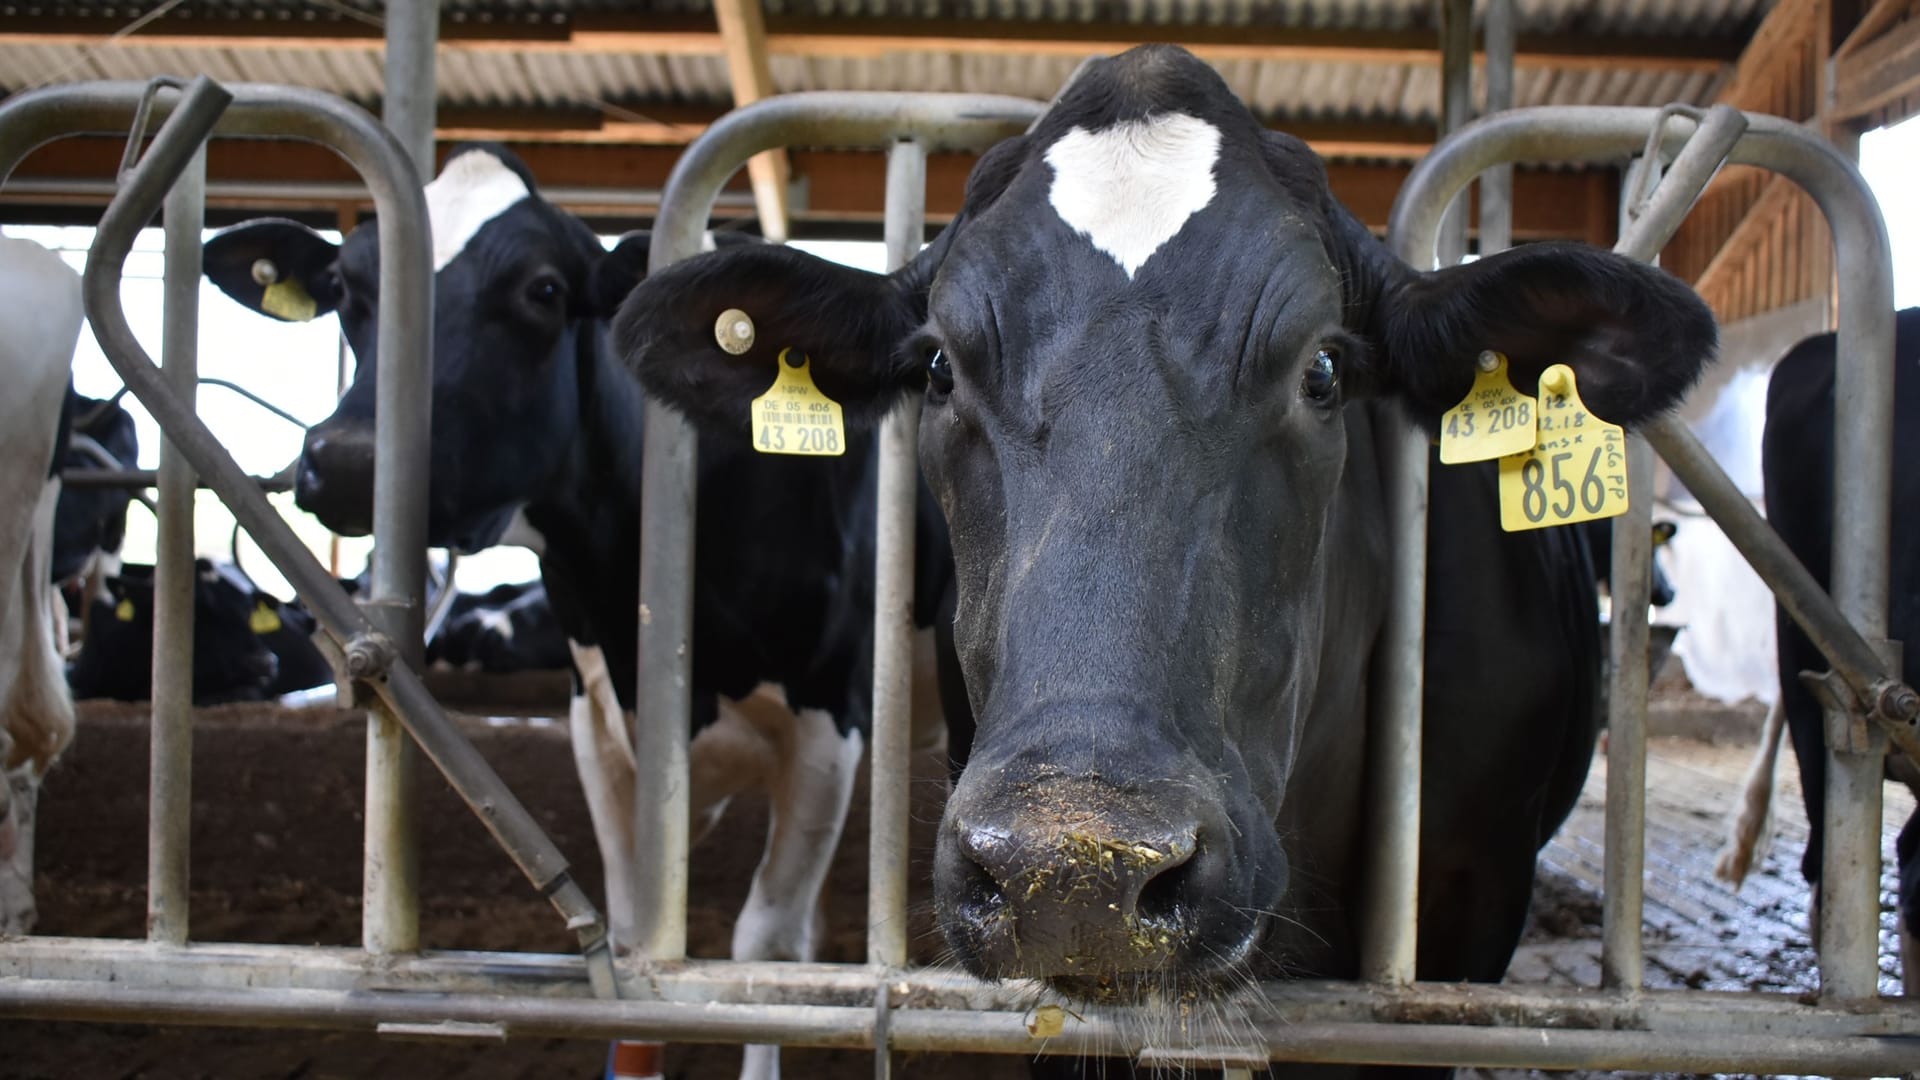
[715,308,756,355]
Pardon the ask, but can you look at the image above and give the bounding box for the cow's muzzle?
[295,424,375,536]
[935,772,1274,1002]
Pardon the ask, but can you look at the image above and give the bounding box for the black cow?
[1764,305,1920,971]
[616,44,1716,1067]
[68,560,284,705]
[51,390,138,586]
[202,145,950,1080]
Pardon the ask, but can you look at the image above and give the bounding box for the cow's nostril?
[1135,839,1199,924]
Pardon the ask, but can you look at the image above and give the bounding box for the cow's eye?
[1301,346,1340,405]
[927,347,954,397]
[526,273,567,306]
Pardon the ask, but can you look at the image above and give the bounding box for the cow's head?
[203,145,660,550]
[614,46,1716,1001]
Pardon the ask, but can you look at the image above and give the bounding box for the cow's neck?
[520,319,648,708]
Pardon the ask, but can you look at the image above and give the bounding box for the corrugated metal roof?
[0,0,1761,157]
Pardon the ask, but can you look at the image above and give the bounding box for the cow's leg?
[730,704,864,1080]
[565,641,641,950]
[0,763,40,936]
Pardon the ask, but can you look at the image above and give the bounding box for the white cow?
[0,235,84,935]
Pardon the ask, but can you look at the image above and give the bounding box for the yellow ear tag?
[1439,351,1537,464]
[114,598,135,622]
[1497,363,1628,532]
[261,278,318,322]
[249,600,283,635]
[750,348,845,456]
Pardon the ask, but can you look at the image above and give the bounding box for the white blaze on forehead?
[1044,112,1221,279]
[424,150,533,271]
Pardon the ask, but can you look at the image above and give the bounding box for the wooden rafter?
[1833,5,1920,118]
[0,14,1738,74]
[711,0,789,243]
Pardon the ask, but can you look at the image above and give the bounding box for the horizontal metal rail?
[0,945,1916,1072]
[59,468,293,492]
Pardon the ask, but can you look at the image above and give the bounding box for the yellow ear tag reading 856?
[750,348,845,456]
[1497,363,1628,532]
[1439,351,1536,464]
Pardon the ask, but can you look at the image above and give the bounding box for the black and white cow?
[426,580,571,674]
[202,145,950,1079]
[1763,305,1920,979]
[51,391,138,588]
[64,559,325,705]
[616,44,1716,1057]
[1,235,83,935]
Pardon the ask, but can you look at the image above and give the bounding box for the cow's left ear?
[1372,242,1718,426]
[612,242,931,433]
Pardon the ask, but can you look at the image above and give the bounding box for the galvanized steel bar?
[1601,436,1653,990]
[40,76,615,995]
[2,973,1919,1073]
[1598,101,1743,993]
[1479,0,1516,256]
[359,0,441,962]
[1391,104,1897,1002]
[641,91,1042,966]
[1436,0,1473,263]
[146,135,205,948]
[868,136,927,970]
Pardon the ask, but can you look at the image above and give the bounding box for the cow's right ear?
[203,219,342,322]
[612,244,928,433]
[585,230,651,317]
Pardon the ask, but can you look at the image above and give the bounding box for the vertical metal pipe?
[868,138,926,970]
[1601,436,1653,991]
[147,141,205,947]
[1480,0,1516,257]
[634,405,696,962]
[362,0,439,956]
[380,0,439,175]
[1437,0,1475,265]
[1361,422,1426,985]
[1819,145,1896,1004]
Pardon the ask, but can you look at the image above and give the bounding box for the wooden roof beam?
[711,0,789,243]
[0,14,1738,74]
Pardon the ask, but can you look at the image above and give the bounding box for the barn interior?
[4,1,1920,1077]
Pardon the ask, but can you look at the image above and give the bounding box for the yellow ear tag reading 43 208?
[1439,351,1536,464]
[1497,363,1628,532]
[750,348,845,456]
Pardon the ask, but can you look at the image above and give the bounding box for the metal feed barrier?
[2,73,1919,1075]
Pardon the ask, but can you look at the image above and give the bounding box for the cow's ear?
[612,243,926,433]
[1372,242,1718,426]
[586,230,650,317]
[203,219,342,323]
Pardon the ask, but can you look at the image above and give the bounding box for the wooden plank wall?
[1661,0,1831,327]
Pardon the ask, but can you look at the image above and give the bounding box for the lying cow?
[202,145,952,1079]
[616,44,1716,1059]
[66,560,331,705]
[426,579,571,674]
[1,235,83,935]
[1763,305,1920,983]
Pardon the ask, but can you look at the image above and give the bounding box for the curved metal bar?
[637,91,1043,964]
[1389,104,1895,1002]
[14,75,614,997]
